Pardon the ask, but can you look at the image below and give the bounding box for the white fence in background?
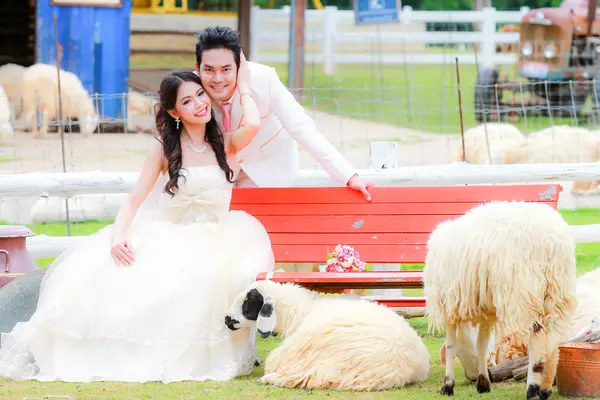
[131,6,530,74]
[252,6,528,73]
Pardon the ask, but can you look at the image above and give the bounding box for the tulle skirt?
[0,210,275,383]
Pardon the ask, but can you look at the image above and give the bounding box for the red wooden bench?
[230,183,563,310]
[0,184,563,310]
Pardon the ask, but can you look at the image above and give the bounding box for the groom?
[194,26,373,200]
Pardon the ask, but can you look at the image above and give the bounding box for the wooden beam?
[288,0,305,101]
[237,0,252,59]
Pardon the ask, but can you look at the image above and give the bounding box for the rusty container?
[0,225,37,274]
[556,342,600,398]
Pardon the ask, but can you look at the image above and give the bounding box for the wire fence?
[1,63,600,274]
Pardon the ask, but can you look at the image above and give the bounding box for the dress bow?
[159,189,229,224]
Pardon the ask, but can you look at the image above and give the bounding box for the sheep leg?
[258,372,284,386]
[33,108,48,139]
[475,322,493,393]
[441,323,457,396]
[540,332,561,400]
[526,323,548,400]
[538,347,558,400]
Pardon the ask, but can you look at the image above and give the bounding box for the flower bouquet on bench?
[319,244,367,296]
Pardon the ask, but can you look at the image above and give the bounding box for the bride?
[0,54,275,383]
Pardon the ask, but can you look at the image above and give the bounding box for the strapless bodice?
[157,165,233,224]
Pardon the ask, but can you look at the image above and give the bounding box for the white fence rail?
[3,162,600,199]
[253,5,528,73]
[131,5,529,74]
[2,161,600,261]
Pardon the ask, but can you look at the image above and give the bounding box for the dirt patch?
[0,109,458,175]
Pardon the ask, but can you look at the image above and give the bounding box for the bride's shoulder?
[148,136,168,173]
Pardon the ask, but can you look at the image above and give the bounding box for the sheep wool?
[0,63,25,119]
[225,280,430,391]
[20,63,99,138]
[452,123,526,165]
[0,84,14,144]
[495,266,600,364]
[424,200,577,399]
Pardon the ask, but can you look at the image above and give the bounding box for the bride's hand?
[237,51,250,91]
[111,239,135,267]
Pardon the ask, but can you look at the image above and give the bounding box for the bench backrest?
[230,184,563,264]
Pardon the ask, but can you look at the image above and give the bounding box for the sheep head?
[225,280,317,338]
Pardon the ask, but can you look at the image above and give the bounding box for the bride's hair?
[154,69,234,196]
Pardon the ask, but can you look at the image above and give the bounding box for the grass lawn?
[130,54,581,136]
[1,207,598,398]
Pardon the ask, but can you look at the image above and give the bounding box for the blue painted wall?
[36,0,132,119]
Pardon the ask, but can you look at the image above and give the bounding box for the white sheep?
[424,200,578,399]
[495,266,600,364]
[19,63,99,138]
[0,84,15,144]
[516,126,600,195]
[0,63,26,119]
[225,280,430,391]
[452,123,526,165]
[127,90,155,133]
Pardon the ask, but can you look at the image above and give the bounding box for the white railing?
[131,6,529,74]
[2,161,600,261]
[252,5,528,73]
[3,145,600,301]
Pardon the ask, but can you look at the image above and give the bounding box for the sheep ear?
[256,297,276,338]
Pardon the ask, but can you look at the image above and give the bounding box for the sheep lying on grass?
[225,280,430,391]
[424,201,578,400]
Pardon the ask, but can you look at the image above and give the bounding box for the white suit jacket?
[211,62,357,187]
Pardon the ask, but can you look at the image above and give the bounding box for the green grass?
[1,208,598,398]
[129,54,585,135]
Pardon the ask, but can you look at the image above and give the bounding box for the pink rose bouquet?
[325,244,366,272]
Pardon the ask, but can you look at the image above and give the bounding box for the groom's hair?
[195,26,242,69]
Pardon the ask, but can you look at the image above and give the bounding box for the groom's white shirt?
[211,61,357,187]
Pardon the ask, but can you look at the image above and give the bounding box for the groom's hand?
[347,174,374,202]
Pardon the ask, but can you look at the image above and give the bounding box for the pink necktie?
[220,101,232,132]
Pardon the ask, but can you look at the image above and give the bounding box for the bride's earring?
[175,118,180,130]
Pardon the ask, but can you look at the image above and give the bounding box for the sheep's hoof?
[526,384,541,400]
[441,377,455,396]
[476,375,491,393]
[254,356,261,367]
[540,389,552,400]
[258,373,281,386]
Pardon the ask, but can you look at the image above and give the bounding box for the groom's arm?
[265,67,357,185]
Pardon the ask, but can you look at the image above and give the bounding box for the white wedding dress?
[0,165,275,383]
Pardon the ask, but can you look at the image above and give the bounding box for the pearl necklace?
[184,134,209,154]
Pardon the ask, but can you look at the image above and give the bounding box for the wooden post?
[369,142,403,300]
[237,0,252,59]
[288,0,305,101]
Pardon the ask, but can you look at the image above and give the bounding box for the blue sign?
[354,0,399,25]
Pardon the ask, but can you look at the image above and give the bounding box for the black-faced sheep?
[423,200,577,400]
[225,280,430,391]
